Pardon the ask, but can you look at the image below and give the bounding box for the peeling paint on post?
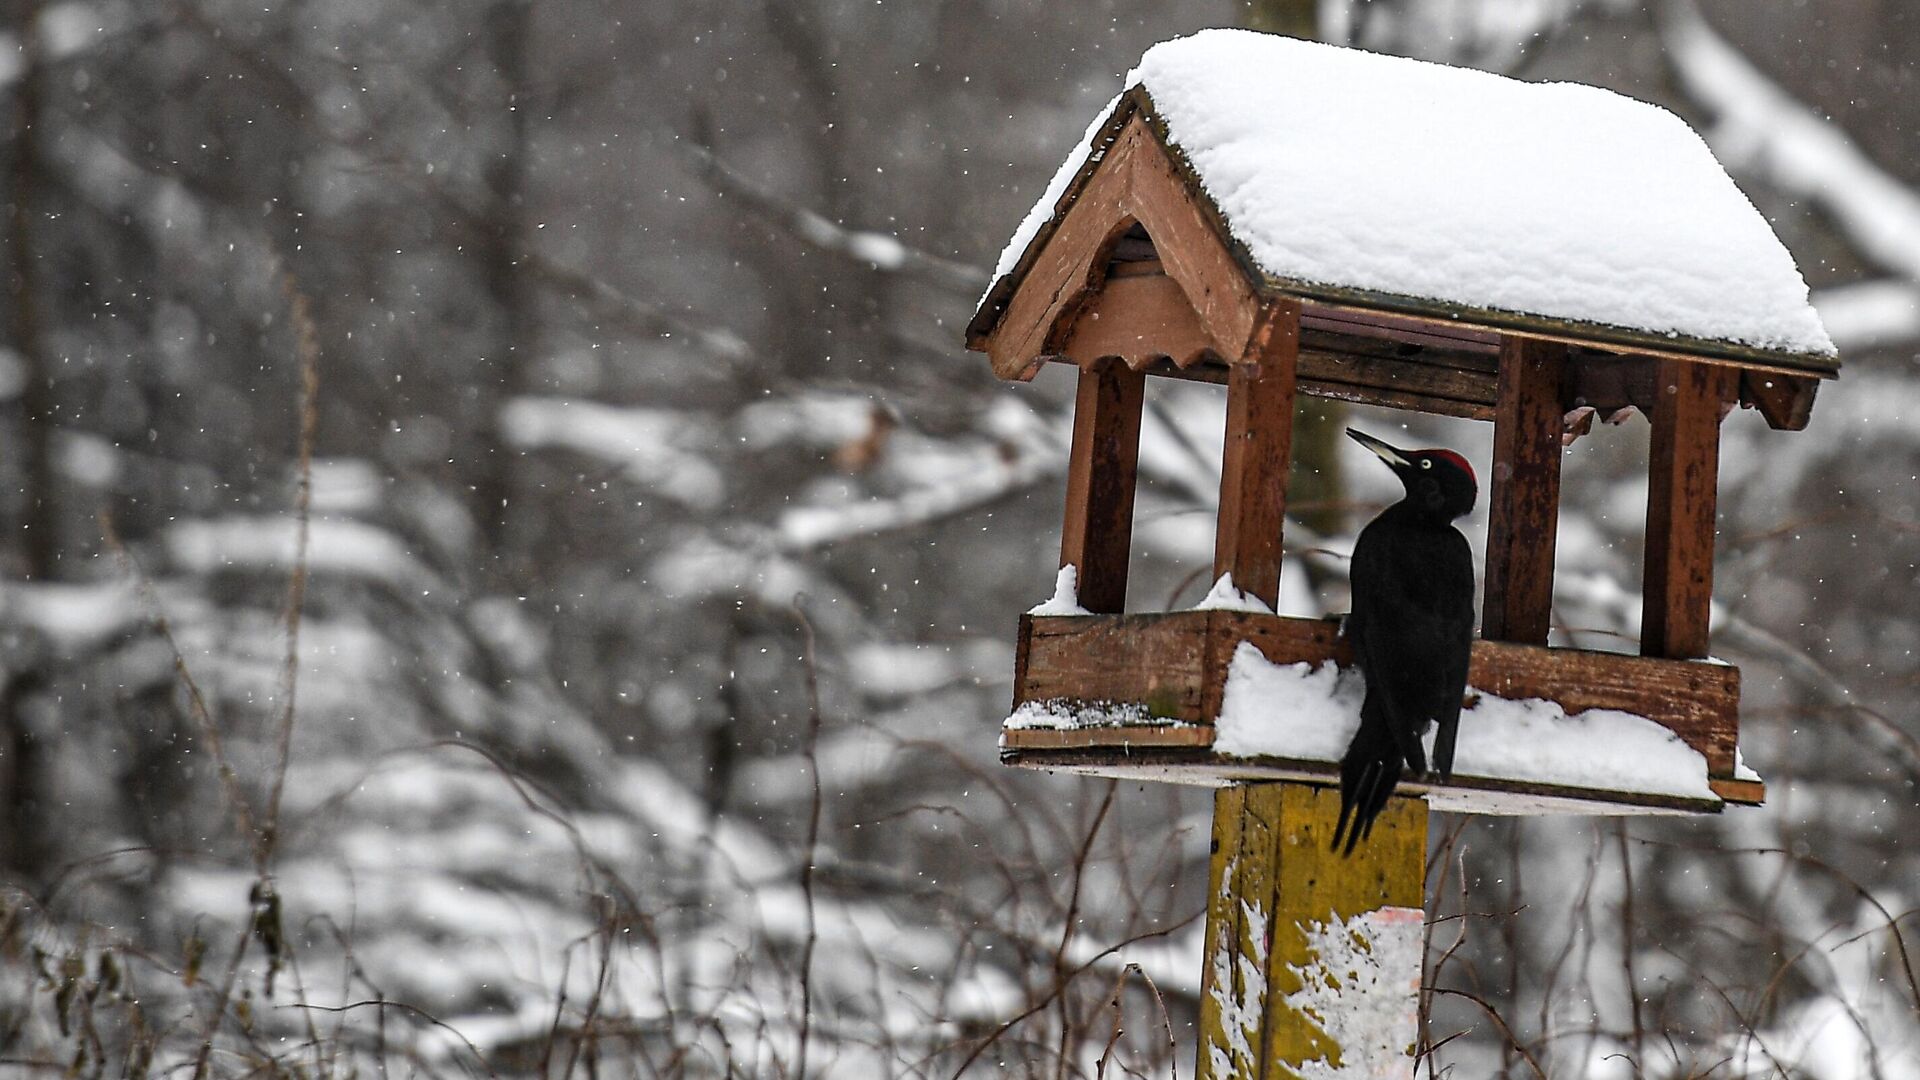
[1198,784,1427,1078]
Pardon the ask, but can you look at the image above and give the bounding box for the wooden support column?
[1060,357,1146,614]
[1198,784,1428,1078]
[1642,359,1738,659]
[1213,298,1301,610]
[1482,337,1569,644]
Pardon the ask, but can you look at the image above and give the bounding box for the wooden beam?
[1016,610,1743,774]
[1060,357,1145,614]
[1124,113,1263,357]
[981,119,1148,380]
[978,109,1262,382]
[997,745,1749,814]
[1061,269,1214,370]
[1482,337,1569,644]
[1198,784,1426,1078]
[1740,370,1819,431]
[1642,359,1739,660]
[1213,299,1301,609]
[998,725,1213,750]
[1018,611,1210,716]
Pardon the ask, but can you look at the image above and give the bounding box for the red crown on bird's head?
[1424,448,1476,488]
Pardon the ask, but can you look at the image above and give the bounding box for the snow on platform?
[1213,643,1716,803]
[1000,640,1743,814]
[991,28,1832,359]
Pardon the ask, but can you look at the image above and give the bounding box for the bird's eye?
[1420,459,1432,470]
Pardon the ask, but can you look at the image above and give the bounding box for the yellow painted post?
[1198,783,1428,1078]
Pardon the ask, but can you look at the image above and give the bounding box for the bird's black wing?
[1428,527,1476,780]
[1349,520,1478,778]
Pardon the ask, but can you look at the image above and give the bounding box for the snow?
[845,639,1008,698]
[500,397,724,510]
[309,458,386,513]
[1193,572,1275,614]
[648,535,818,607]
[1214,644,1717,801]
[735,392,880,452]
[0,580,142,651]
[167,516,442,592]
[1004,698,1154,731]
[1028,564,1092,616]
[776,396,1064,551]
[1815,280,1920,353]
[991,29,1832,357]
[1205,859,1269,1079]
[1283,906,1423,1077]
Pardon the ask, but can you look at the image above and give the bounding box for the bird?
[1333,428,1478,856]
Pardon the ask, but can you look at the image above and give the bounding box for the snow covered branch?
[1662,2,1920,299]
[684,142,990,294]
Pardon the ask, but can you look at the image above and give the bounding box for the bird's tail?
[1333,708,1403,857]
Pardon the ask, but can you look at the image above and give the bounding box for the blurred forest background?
[0,0,1914,1076]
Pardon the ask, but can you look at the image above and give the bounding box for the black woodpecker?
[1333,428,1478,855]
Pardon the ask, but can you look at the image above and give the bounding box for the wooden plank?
[1482,337,1569,644]
[999,725,1213,750]
[1298,332,1498,404]
[1269,281,1840,379]
[1001,750,1734,815]
[1011,614,1034,713]
[1296,378,1493,420]
[1025,299,1823,436]
[1126,110,1264,358]
[1570,352,1659,417]
[1302,303,1501,357]
[981,116,1151,381]
[1709,776,1766,805]
[1037,339,1498,420]
[1197,785,1426,1078]
[1212,299,1300,610]
[1061,270,1214,370]
[1642,358,1738,660]
[1018,612,1211,719]
[966,91,1144,351]
[1059,357,1145,614]
[1740,370,1819,431]
[1018,611,1741,775]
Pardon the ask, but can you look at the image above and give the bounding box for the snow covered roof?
[974,29,1837,370]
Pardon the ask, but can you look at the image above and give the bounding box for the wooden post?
[1213,298,1301,610]
[1482,337,1568,645]
[1198,784,1428,1078]
[1642,359,1738,659]
[1061,357,1146,614]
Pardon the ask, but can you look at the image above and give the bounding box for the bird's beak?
[1346,428,1412,470]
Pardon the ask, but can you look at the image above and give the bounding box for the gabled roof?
[970,29,1838,375]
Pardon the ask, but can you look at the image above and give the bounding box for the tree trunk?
[0,0,50,883]
[475,0,537,562]
[7,0,52,581]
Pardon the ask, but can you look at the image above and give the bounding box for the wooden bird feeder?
[968,67,1838,818]
[965,31,1836,1074]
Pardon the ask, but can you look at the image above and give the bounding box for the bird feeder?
[965,30,1836,1075]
